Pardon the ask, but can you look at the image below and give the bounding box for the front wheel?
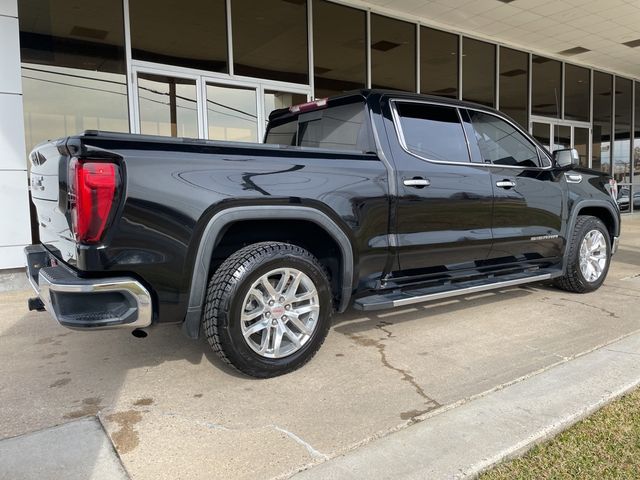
[203,242,332,378]
[554,215,611,293]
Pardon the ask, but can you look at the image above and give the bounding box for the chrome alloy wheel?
[240,268,320,359]
[579,229,608,283]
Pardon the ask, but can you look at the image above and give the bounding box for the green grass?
[480,388,640,480]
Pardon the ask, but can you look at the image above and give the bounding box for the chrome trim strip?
[36,272,152,330]
[391,273,553,308]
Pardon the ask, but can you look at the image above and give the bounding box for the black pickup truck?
[26,90,620,377]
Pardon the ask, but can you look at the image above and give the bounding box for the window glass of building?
[138,74,198,138]
[564,64,590,122]
[370,14,416,92]
[129,0,228,73]
[592,71,613,173]
[232,0,308,84]
[264,91,308,129]
[531,56,562,118]
[19,0,129,153]
[499,47,528,129]
[396,103,469,163]
[420,27,459,99]
[634,82,640,189]
[207,84,257,142]
[462,38,495,107]
[614,77,632,183]
[313,1,366,98]
[468,111,545,168]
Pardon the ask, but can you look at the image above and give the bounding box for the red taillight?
[69,160,119,244]
[289,98,328,113]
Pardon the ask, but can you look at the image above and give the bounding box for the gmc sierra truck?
[25,90,620,377]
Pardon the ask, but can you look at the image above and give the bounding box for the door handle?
[403,177,430,188]
[496,180,516,189]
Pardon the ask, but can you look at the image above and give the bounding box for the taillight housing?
[69,159,120,244]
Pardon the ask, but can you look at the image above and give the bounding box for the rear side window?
[467,110,546,168]
[265,101,374,152]
[395,102,470,163]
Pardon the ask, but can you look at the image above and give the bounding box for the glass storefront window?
[207,84,257,142]
[370,14,416,92]
[532,56,561,118]
[564,64,590,122]
[462,38,495,107]
[613,77,632,183]
[313,1,366,98]
[574,127,590,168]
[232,0,308,84]
[499,47,528,128]
[138,74,198,138]
[593,71,613,173]
[19,0,129,154]
[130,0,228,73]
[532,122,550,151]
[420,27,458,99]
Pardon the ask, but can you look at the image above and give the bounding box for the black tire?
[203,242,332,378]
[554,215,611,293]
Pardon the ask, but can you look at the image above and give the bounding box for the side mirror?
[553,148,579,168]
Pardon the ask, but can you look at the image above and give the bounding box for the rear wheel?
[554,215,611,293]
[203,242,332,378]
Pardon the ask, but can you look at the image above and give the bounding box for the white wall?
[0,0,31,269]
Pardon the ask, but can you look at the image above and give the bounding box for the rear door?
[386,99,494,276]
[464,109,565,263]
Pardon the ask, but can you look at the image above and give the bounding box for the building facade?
[1,0,639,269]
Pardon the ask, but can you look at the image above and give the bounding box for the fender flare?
[182,205,355,339]
[562,199,620,272]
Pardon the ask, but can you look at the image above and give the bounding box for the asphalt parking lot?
[1,215,640,480]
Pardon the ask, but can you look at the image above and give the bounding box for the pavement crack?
[272,425,328,461]
[560,297,619,319]
[345,321,441,410]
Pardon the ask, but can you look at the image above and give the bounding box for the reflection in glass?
[462,38,495,107]
[532,56,561,118]
[613,77,632,183]
[499,47,528,128]
[532,122,551,151]
[130,0,227,72]
[207,84,257,142]
[138,74,198,138]
[553,125,571,151]
[564,64,590,122]
[313,0,366,98]
[420,27,458,99]
[264,91,307,128]
[371,14,415,92]
[574,127,590,168]
[19,0,129,153]
[232,0,308,84]
[593,72,613,173]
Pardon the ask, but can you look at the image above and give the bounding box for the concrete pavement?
[0,215,639,479]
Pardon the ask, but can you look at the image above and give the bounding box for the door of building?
[530,118,591,168]
[130,66,309,142]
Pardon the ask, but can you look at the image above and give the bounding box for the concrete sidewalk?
[294,329,640,479]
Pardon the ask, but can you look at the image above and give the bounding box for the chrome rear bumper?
[25,245,152,330]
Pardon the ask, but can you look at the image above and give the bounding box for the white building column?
[0,0,31,269]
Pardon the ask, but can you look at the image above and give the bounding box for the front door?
[466,110,565,263]
[387,100,495,276]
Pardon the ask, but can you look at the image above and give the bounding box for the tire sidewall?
[219,250,332,375]
[572,218,611,291]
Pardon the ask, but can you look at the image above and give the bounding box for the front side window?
[468,111,546,168]
[395,102,469,163]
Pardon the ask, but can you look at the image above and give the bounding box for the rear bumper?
[24,245,152,330]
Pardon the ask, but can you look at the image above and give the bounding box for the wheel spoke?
[272,323,285,356]
[241,307,265,322]
[283,324,302,347]
[292,291,316,303]
[284,271,304,299]
[258,326,273,354]
[291,304,319,317]
[260,277,278,298]
[243,319,269,338]
[275,269,291,294]
[288,314,312,336]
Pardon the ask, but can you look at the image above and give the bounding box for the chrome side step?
[354,272,556,311]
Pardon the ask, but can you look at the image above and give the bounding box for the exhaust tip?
[132,328,148,339]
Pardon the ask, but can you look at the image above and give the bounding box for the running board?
[354,272,557,311]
